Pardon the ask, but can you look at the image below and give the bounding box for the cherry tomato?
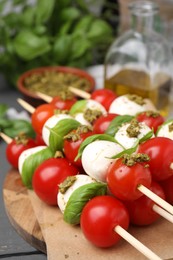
[138,137,173,181]
[63,126,94,168]
[93,113,118,134]
[160,175,173,205]
[6,134,36,169]
[80,195,129,248]
[31,104,55,135]
[106,156,152,201]
[124,181,165,226]
[50,95,77,110]
[136,111,164,134]
[34,133,46,146]
[32,157,79,205]
[91,89,117,111]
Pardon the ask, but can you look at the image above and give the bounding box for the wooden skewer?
[115,225,162,260]
[17,98,35,114]
[69,86,91,99]
[138,184,173,216]
[0,132,12,144]
[153,204,173,223]
[36,92,52,103]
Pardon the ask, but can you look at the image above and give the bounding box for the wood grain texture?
[3,169,173,260]
[3,168,46,254]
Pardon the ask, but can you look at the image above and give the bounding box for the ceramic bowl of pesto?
[17,66,96,107]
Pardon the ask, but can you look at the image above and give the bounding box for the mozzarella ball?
[81,140,124,182]
[115,121,154,149]
[42,114,72,146]
[157,120,173,140]
[109,95,156,116]
[58,174,96,213]
[18,146,47,175]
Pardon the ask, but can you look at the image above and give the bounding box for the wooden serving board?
[3,168,173,260]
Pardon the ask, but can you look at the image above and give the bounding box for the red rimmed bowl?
[17,66,95,107]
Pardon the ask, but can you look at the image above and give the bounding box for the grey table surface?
[0,76,46,260]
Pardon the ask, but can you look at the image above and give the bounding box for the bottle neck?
[131,14,155,33]
[129,1,159,34]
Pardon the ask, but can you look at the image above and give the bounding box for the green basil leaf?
[139,130,154,143]
[64,182,107,225]
[35,0,55,24]
[69,100,87,116]
[21,147,54,189]
[53,35,72,63]
[13,30,51,60]
[75,134,117,161]
[58,7,81,22]
[49,118,81,152]
[73,15,94,33]
[0,104,8,117]
[21,6,36,27]
[106,115,134,136]
[3,119,35,139]
[0,118,12,130]
[110,141,139,159]
[70,33,91,60]
[87,19,113,44]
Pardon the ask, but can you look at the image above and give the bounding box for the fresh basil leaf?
[110,142,139,159]
[87,19,113,44]
[3,119,35,138]
[73,15,94,33]
[70,33,91,60]
[35,0,55,24]
[139,130,154,143]
[0,118,12,129]
[64,182,107,225]
[13,30,51,60]
[0,104,8,117]
[58,7,81,22]
[21,147,54,189]
[21,6,36,27]
[70,100,87,115]
[53,35,72,63]
[106,115,134,136]
[49,118,81,152]
[75,134,117,161]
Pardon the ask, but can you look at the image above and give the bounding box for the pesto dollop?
[122,153,150,167]
[126,119,140,137]
[127,94,145,106]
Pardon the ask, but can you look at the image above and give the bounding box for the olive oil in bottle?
[104,1,173,116]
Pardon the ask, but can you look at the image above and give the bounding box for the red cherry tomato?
[91,89,117,111]
[160,175,173,205]
[50,95,77,110]
[32,157,79,205]
[138,137,173,181]
[136,111,164,134]
[124,181,165,226]
[31,104,55,135]
[93,113,118,134]
[34,134,46,146]
[106,157,151,201]
[6,134,36,169]
[80,195,129,248]
[63,126,94,168]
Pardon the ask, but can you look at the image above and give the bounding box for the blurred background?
[0,0,173,88]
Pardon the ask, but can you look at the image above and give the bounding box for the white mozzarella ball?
[42,114,72,146]
[58,174,96,213]
[109,95,156,116]
[115,122,153,149]
[74,113,92,126]
[85,99,107,115]
[81,140,124,182]
[157,121,173,140]
[18,146,47,175]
